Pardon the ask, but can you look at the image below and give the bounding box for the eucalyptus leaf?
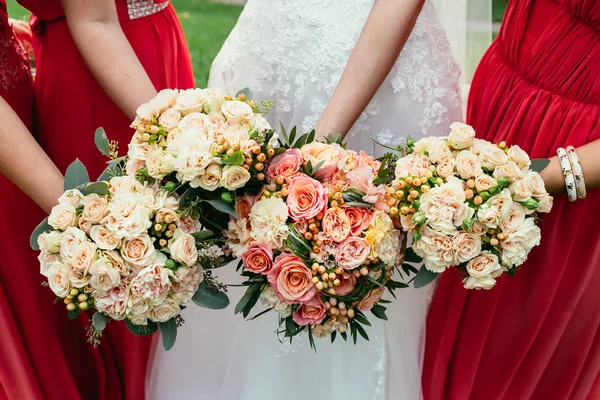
[205,199,239,219]
[236,87,252,99]
[94,127,110,156]
[126,319,158,336]
[30,217,51,250]
[67,309,83,320]
[191,230,214,242]
[159,318,178,351]
[86,181,109,196]
[92,312,109,331]
[530,158,551,173]
[64,159,90,191]
[413,265,439,288]
[192,280,230,310]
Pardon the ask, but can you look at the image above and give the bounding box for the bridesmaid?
[17,0,195,397]
[424,0,600,399]
[0,2,96,398]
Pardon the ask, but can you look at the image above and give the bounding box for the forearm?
[62,0,157,120]
[315,0,425,140]
[540,140,600,195]
[0,97,63,213]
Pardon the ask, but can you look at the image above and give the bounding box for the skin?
[60,0,158,120]
[541,144,600,195]
[0,96,64,213]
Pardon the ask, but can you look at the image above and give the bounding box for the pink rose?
[335,271,357,296]
[292,295,326,326]
[286,175,328,220]
[342,206,373,236]
[267,149,303,180]
[267,253,316,303]
[241,241,273,274]
[356,287,385,311]
[300,142,344,180]
[235,194,256,220]
[322,207,351,242]
[335,236,370,270]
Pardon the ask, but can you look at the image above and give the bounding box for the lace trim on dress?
[0,16,30,91]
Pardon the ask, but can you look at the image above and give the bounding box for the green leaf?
[530,158,550,173]
[355,322,369,341]
[371,305,388,321]
[289,126,297,146]
[30,217,51,250]
[235,284,262,315]
[125,319,158,336]
[351,322,358,344]
[222,150,245,165]
[92,312,108,331]
[308,325,316,351]
[64,159,90,191]
[192,280,230,310]
[68,309,83,320]
[293,132,311,148]
[205,199,239,219]
[285,317,301,337]
[401,263,419,276]
[309,160,325,176]
[86,181,109,196]
[236,87,252,99]
[179,187,203,208]
[413,265,439,288]
[404,247,423,264]
[279,122,289,146]
[191,230,214,242]
[343,202,372,208]
[353,312,372,327]
[340,331,348,341]
[94,127,110,156]
[159,318,178,351]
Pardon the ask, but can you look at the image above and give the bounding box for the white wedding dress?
[147,1,462,399]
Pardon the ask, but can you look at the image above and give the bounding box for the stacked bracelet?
[566,146,587,199]
[557,147,577,202]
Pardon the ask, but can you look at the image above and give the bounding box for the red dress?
[19,0,195,398]
[423,0,600,399]
[0,2,95,399]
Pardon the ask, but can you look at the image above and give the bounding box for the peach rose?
[300,142,345,180]
[241,241,273,274]
[168,229,198,267]
[456,150,483,179]
[322,207,351,243]
[267,149,303,179]
[436,156,456,179]
[78,218,92,235]
[89,256,121,292]
[235,194,255,220]
[356,287,385,311]
[49,203,78,231]
[493,160,523,182]
[343,206,373,236]
[221,100,254,124]
[448,122,476,149]
[90,225,120,250]
[81,193,109,224]
[475,174,497,193]
[267,253,316,303]
[465,253,501,278]
[121,234,156,267]
[335,236,370,270]
[293,295,326,326]
[454,231,482,264]
[46,261,71,297]
[149,296,181,323]
[335,271,357,296]
[71,241,98,274]
[104,250,133,277]
[286,175,328,220]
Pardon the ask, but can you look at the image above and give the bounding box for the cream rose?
[220,165,251,191]
[174,88,206,115]
[448,122,476,149]
[454,231,482,264]
[59,227,87,262]
[463,275,497,290]
[89,256,121,291]
[510,178,533,202]
[104,192,153,240]
[90,225,119,250]
[507,145,531,169]
[149,296,181,323]
[121,234,156,267]
[428,138,453,163]
[336,236,370,270]
[538,194,553,213]
[38,231,62,254]
[466,253,501,278]
[58,189,84,207]
[49,203,78,231]
[81,193,109,224]
[436,156,456,179]
[151,89,179,113]
[71,241,97,274]
[455,150,483,179]
[46,261,71,297]
[477,204,501,229]
[104,250,133,276]
[126,295,153,324]
[249,197,290,249]
[169,229,199,267]
[492,160,523,182]
[136,102,159,121]
[475,174,497,193]
[470,220,488,236]
[109,176,144,195]
[221,100,254,124]
[39,252,60,277]
[158,107,181,130]
[191,163,222,191]
[500,203,527,233]
[487,189,514,218]
[479,144,509,170]
[523,171,547,198]
[78,218,92,235]
[178,112,211,134]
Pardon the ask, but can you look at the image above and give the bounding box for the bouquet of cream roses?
[31,155,231,350]
[228,131,409,346]
[381,122,552,290]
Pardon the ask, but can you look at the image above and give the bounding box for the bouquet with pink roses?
[227,130,409,346]
[379,122,553,290]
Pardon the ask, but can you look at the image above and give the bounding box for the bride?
[148,0,489,399]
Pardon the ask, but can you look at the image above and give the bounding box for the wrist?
[539,156,565,195]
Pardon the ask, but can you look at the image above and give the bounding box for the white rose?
[46,261,71,297]
[470,220,488,236]
[507,145,531,169]
[428,139,453,163]
[174,88,206,115]
[523,171,547,198]
[58,189,84,207]
[500,203,527,233]
[475,174,497,193]
[168,229,199,267]
[49,203,78,231]
[151,89,179,114]
[249,197,290,249]
[121,234,156,267]
[455,150,483,179]
[128,142,159,162]
[104,192,153,240]
[448,122,476,149]
[203,88,226,114]
[89,256,121,291]
[149,296,180,323]
[165,195,180,211]
[538,194,553,213]
[89,225,119,250]
[157,107,181,130]
[109,176,144,195]
[414,226,456,273]
[59,227,88,262]
[39,252,60,277]
[454,231,482,264]
[71,241,98,274]
[487,189,513,218]
[221,100,254,124]
[466,253,501,278]
[136,102,160,121]
[81,193,109,224]
[463,275,497,290]
[492,160,523,182]
[479,144,509,170]
[220,165,251,191]
[178,112,211,134]
[252,115,272,132]
[190,163,222,191]
[510,178,533,202]
[477,204,501,229]
[126,295,152,323]
[436,156,456,179]
[38,231,62,254]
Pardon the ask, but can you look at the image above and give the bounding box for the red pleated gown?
[0,2,96,399]
[19,0,195,398]
[423,0,600,399]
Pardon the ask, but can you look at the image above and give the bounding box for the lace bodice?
[0,8,30,92]
[209,0,462,155]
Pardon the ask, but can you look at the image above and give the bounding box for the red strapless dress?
[17,0,195,398]
[0,2,96,399]
[423,0,600,399]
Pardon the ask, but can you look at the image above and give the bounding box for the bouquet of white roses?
[381,123,553,290]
